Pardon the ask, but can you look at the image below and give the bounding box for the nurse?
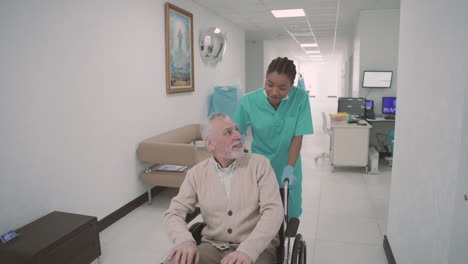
[234,57,313,218]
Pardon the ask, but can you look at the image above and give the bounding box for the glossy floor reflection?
[96,98,391,264]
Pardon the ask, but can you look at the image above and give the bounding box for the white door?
[448,91,468,263]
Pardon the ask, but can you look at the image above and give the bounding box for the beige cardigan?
[163,153,283,262]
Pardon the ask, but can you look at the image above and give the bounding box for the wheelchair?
[185,180,307,264]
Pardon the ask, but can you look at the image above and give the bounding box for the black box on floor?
[0,211,101,264]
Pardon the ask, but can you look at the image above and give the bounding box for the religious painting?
[165,2,194,94]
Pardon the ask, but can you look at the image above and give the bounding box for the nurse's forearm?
[287,136,303,167]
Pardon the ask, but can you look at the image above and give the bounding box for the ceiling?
[193,0,400,59]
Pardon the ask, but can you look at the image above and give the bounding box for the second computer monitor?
[382,97,397,114]
[337,97,366,117]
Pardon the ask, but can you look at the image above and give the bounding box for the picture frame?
[165,2,194,94]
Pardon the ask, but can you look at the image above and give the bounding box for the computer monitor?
[362,71,393,88]
[365,100,375,119]
[337,97,366,117]
[382,97,397,114]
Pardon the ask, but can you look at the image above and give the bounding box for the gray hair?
[201,112,230,140]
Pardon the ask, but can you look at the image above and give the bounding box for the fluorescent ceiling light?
[306,50,320,54]
[301,43,318,48]
[271,9,305,18]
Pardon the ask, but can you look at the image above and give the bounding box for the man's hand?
[220,251,252,264]
[167,241,199,264]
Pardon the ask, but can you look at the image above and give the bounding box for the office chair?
[385,130,395,167]
[314,112,332,162]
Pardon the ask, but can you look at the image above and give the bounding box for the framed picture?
[165,2,194,94]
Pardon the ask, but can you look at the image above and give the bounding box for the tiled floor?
[96,98,392,264]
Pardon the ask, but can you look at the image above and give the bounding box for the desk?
[330,120,372,172]
[366,118,396,122]
[366,118,396,153]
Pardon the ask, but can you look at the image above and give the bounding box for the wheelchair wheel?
[299,240,307,264]
[291,234,303,264]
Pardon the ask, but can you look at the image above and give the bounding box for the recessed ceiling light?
[271,9,305,18]
[306,51,320,54]
[301,43,318,48]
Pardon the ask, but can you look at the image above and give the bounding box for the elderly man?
[163,112,283,264]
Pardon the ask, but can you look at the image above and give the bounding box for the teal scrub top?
[234,86,313,217]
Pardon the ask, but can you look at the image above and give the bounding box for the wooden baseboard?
[383,235,396,264]
[98,186,165,232]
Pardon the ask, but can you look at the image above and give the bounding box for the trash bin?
[369,147,379,174]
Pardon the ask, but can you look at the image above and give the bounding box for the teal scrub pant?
[273,158,304,219]
[285,175,302,219]
[275,163,302,219]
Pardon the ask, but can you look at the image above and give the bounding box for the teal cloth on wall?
[208,86,241,118]
[296,76,306,91]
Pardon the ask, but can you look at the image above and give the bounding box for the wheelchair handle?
[283,178,289,189]
[282,179,290,263]
[282,179,289,217]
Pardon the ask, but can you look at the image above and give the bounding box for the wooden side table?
[0,211,101,264]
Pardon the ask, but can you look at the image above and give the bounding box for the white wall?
[337,42,353,98]
[352,21,361,97]
[245,40,263,93]
[0,0,245,233]
[387,1,468,263]
[344,55,353,97]
[355,9,400,115]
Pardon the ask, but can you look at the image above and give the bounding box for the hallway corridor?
[97,98,392,264]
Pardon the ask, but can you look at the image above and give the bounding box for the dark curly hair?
[266,57,297,85]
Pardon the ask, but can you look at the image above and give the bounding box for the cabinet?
[0,211,101,264]
[330,120,372,172]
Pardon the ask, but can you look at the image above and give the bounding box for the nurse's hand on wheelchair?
[220,251,252,264]
[280,165,297,188]
[167,241,199,264]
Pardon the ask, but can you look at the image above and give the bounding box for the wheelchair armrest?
[188,222,206,245]
[285,217,300,237]
[186,207,204,245]
[186,207,201,223]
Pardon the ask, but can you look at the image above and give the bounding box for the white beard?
[222,150,243,160]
